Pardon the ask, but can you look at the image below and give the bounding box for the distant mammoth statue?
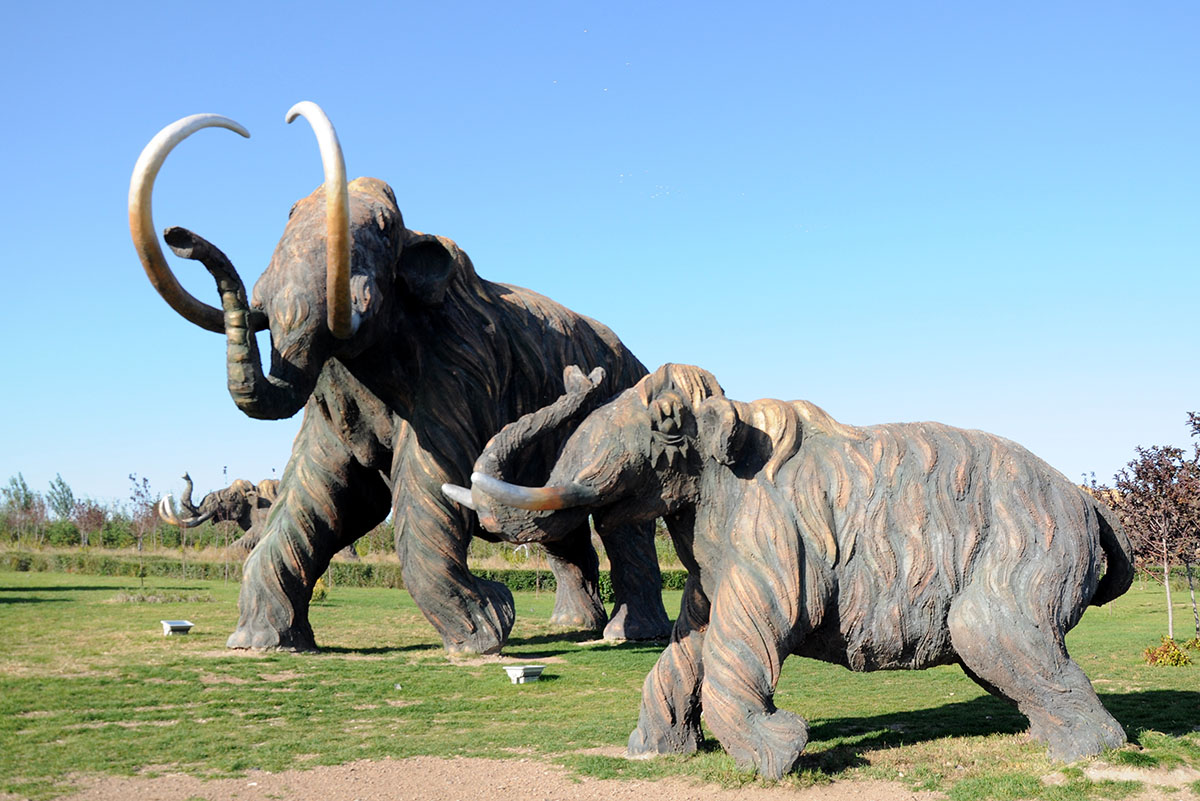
[130,103,669,653]
[450,363,1135,777]
[157,473,278,553]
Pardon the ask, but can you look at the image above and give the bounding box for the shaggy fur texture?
[473,363,1134,776]
[230,234,670,653]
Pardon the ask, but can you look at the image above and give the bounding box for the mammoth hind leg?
[541,531,607,632]
[947,588,1126,761]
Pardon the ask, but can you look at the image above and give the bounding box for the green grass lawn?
[1,569,1197,801]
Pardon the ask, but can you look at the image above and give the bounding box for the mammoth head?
[158,475,260,530]
[130,103,459,420]
[447,364,730,537]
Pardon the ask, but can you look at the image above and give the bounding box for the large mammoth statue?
[129,103,670,653]
[450,363,1135,777]
[156,473,279,553]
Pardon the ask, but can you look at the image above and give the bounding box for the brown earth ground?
[16,755,1200,801]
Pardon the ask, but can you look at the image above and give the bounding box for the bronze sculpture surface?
[451,363,1134,777]
[130,103,669,653]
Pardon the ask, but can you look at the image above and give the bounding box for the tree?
[1111,416,1200,641]
[72,499,109,549]
[47,474,75,521]
[127,473,157,552]
[2,473,45,544]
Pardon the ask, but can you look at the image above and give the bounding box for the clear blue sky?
[2,2,1196,507]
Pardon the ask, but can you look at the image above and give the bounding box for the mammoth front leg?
[392,429,515,655]
[227,415,391,651]
[697,489,826,780]
[628,572,710,757]
[700,558,811,781]
[598,520,672,641]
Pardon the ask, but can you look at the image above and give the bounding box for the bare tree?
[127,473,158,552]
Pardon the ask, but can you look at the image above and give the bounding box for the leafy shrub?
[45,520,81,547]
[1183,637,1200,651]
[311,576,329,603]
[1143,636,1193,666]
[100,518,135,548]
[5,553,33,571]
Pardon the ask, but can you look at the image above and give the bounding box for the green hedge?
[0,550,690,596]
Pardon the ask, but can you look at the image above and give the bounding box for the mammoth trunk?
[164,227,313,421]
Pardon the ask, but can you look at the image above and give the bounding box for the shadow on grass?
[500,632,669,659]
[0,585,122,593]
[1102,689,1200,738]
[319,644,438,655]
[313,631,669,658]
[789,689,1200,776]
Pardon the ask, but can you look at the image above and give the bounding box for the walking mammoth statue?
[157,473,278,553]
[450,363,1135,777]
[157,473,360,560]
[130,102,670,653]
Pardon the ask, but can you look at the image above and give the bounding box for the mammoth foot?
[549,607,607,632]
[627,719,702,758]
[547,582,606,632]
[226,621,317,652]
[440,578,516,656]
[1030,705,1126,763]
[723,708,809,781]
[603,602,672,642]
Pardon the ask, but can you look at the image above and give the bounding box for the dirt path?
[50,756,944,801]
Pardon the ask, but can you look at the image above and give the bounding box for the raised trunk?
[179,473,199,516]
[164,228,314,420]
[475,365,608,481]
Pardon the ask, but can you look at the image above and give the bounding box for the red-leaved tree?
[1111,415,1200,641]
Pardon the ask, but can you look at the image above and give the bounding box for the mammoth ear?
[397,233,456,306]
[696,397,742,466]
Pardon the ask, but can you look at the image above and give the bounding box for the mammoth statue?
[157,473,358,559]
[129,103,670,653]
[448,363,1135,777]
[156,473,278,552]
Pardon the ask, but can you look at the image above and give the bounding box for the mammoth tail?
[1089,497,1134,607]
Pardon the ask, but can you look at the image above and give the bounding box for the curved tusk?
[470,472,599,512]
[157,495,183,525]
[285,101,354,340]
[129,114,252,333]
[156,494,213,528]
[441,483,477,511]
